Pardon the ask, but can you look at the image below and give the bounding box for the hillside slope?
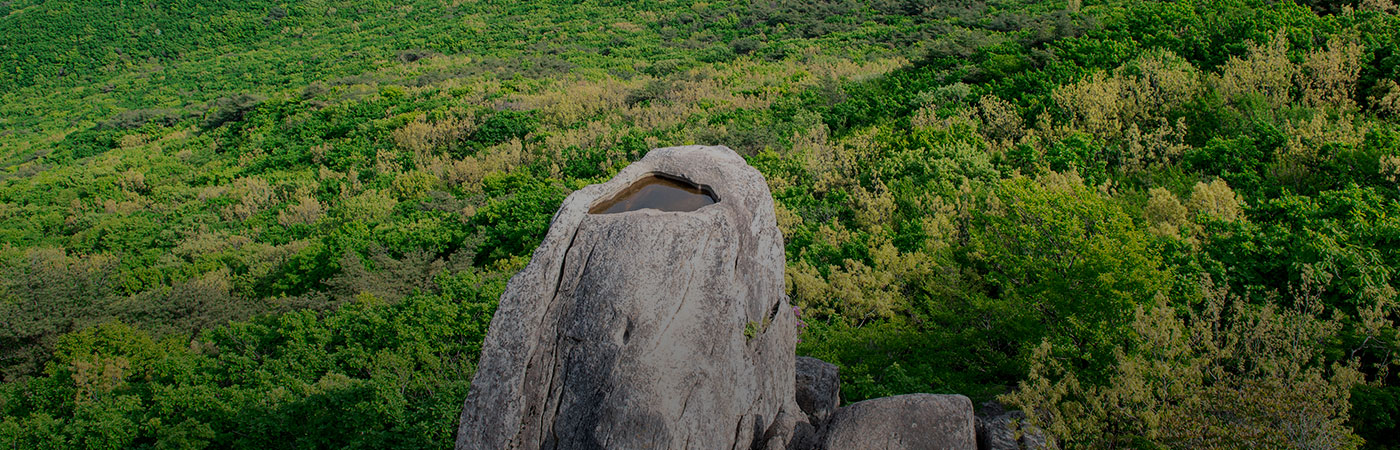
[4,0,1400,448]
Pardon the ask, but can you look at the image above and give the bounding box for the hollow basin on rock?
[589,173,718,214]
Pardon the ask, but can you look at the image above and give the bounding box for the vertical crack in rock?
[731,413,749,450]
[526,221,600,448]
[544,234,604,448]
[548,224,587,307]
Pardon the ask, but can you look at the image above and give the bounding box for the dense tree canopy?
[4,0,1400,448]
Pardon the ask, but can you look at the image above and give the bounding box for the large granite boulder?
[456,145,802,450]
[823,394,977,450]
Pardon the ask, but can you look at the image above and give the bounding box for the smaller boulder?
[824,394,976,450]
[795,357,840,428]
[976,401,1047,450]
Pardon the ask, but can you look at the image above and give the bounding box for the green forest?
[3,0,1400,447]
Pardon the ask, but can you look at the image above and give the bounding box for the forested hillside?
[3,0,1400,448]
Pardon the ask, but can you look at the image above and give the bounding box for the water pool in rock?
[590,174,717,214]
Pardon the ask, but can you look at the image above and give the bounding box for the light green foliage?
[1007,276,1364,449]
[744,318,772,342]
[967,172,1168,372]
[340,190,399,223]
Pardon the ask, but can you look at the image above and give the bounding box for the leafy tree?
[1007,277,1364,449]
[965,172,1169,375]
[470,172,568,264]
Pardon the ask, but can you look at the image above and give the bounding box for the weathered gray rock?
[794,356,840,429]
[783,420,822,450]
[977,416,1019,450]
[456,145,802,450]
[760,409,820,450]
[824,394,977,450]
[976,401,1046,450]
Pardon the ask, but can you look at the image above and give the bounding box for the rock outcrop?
[456,144,1037,450]
[456,145,801,450]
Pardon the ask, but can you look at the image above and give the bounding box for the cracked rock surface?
[794,356,840,430]
[456,145,800,450]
